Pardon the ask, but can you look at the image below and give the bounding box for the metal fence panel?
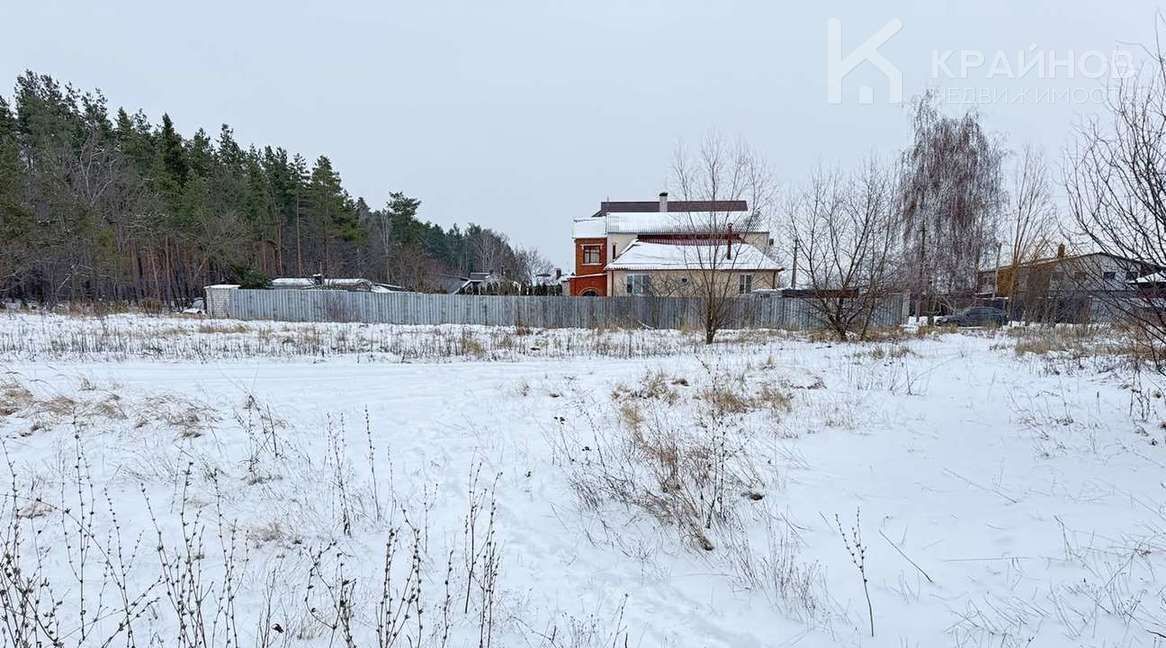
[204,287,906,331]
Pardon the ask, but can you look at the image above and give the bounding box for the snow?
[605,211,765,235]
[1,312,1164,647]
[606,240,783,272]
[573,217,607,238]
[271,277,385,291]
[574,212,768,240]
[1133,271,1166,285]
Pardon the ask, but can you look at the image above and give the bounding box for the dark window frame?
[626,273,651,295]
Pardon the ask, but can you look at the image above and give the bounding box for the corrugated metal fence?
[205,287,907,330]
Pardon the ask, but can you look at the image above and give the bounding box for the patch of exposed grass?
[700,380,794,417]
[850,344,917,362]
[611,371,683,405]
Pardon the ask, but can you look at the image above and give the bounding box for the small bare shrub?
[1,438,159,648]
[524,596,631,648]
[835,509,874,638]
[548,394,763,553]
[721,513,830,626]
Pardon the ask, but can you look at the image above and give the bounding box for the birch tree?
[899,93,1005,317]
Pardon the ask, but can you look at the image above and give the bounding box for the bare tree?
[1066,41,1166,364]
[789,160,901,341]
[998,145,1059,320]
[514,246,554,284]
[388,241,445,292]
[899,93,1006,318]
[671,135,777,344]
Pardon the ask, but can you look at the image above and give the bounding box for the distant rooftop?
[605,241,783,272]
[597,199,748,215]
[979,251,1162,274]
[574,211,765,238]
[575,192,763,239]
[269,277,408,293]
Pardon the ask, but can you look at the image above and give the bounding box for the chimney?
[1056,243,1066,259]
[658,191,668,213]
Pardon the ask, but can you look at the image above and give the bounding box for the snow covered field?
[1,312,1164,647]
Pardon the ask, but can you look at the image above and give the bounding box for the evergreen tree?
[0,71,546,302]
[0,96,31,289]
[153,113,189,212]
[305,155,362,274]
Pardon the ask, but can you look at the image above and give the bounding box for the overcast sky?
[1,0,1159,267]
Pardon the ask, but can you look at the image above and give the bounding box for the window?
[1127,271,1140,280]
[738,274,754,294]
[626,274,650,295]
[582,245,601,265]
[1103,271,1117,280]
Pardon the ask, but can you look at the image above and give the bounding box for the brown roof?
[597,200,748,215]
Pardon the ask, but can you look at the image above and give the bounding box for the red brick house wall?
[570,274,607,296]
[570,237,608,296]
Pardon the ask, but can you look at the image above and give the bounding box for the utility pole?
[917,220,928,322]
[790,237,799,289]
[993,242,1002,300]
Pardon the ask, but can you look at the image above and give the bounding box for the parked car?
[935,306,1007,327]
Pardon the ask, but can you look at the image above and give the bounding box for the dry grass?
[0,378,128,434]
[851,344,917,362]
[0,374,224,440]
[755,384,794,413]
[700,380,793,417]
[0,380,34,416]
[195,321,250,335]
[0,312,812,364]
[136,395,218,438]
[554,365,800,554]
[617,401,645,431]
[700,384,753,415]
[610,371,683,405]
[1008,324,1148,362]
[551,398,763,552]
[803,325,926,344]
[246,519,300,548]
[545,364,829,628]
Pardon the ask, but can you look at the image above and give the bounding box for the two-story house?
[977,250,1161,298]
[567,193,783,297]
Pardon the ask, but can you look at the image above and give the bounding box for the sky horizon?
[3,0,1160,269]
